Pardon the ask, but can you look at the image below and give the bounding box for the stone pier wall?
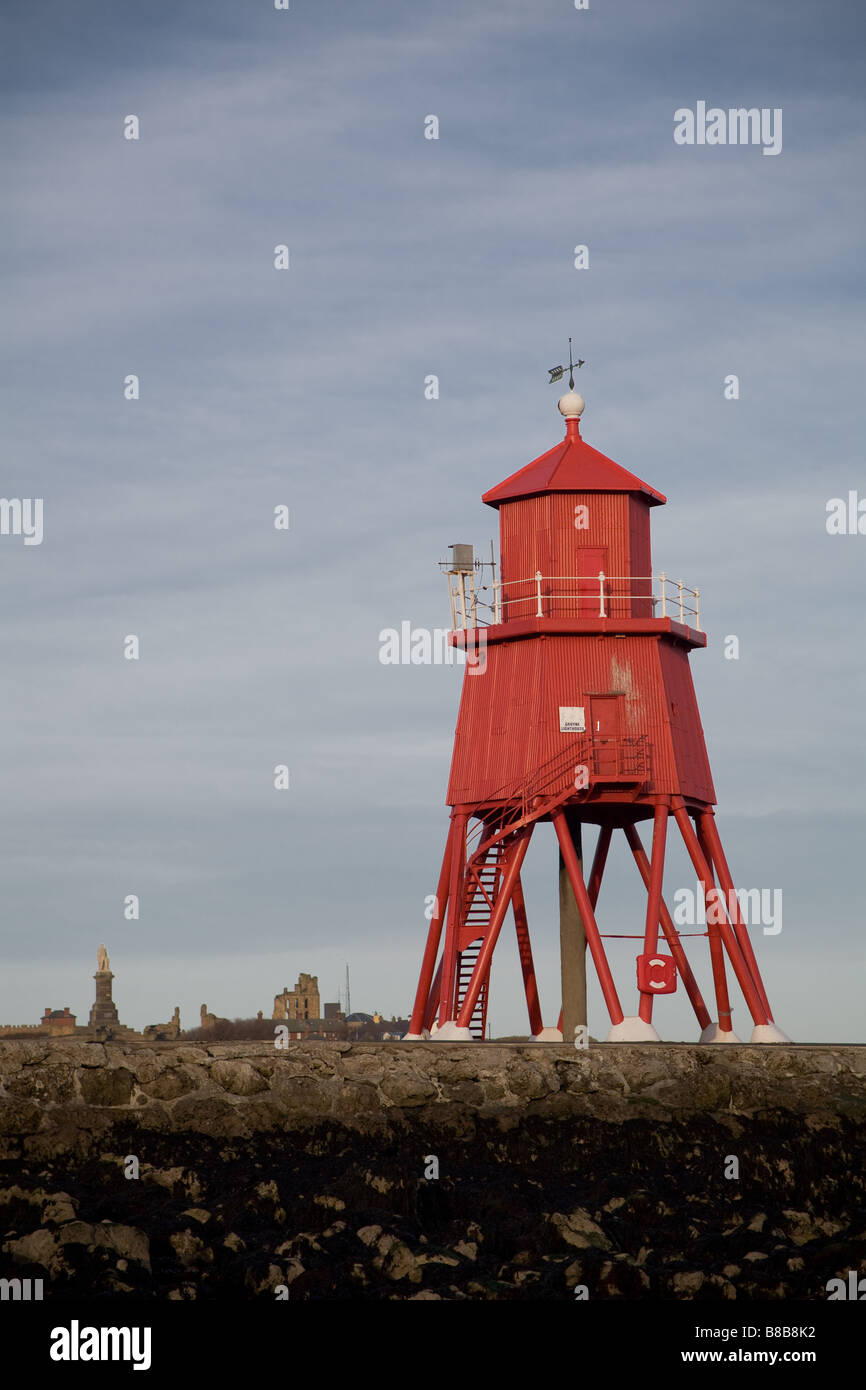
[0,1040,864,1300]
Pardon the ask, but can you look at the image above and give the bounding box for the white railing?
[447,572,701,631]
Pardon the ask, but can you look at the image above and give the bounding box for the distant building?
[199,1003,230,1032]
[0,1006,78,1039]
[0,947,149,1042]
[41,1007,76,1036]
[143,1006,181,1041]
[273,973,321,1022]
[345,1012,410,1041]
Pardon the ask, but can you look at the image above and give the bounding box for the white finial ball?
[558,390,585,419]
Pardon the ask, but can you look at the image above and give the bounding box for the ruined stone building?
[273,973,321,1022]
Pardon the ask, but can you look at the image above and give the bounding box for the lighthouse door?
[577,548,607,617]
[590,695,621,777]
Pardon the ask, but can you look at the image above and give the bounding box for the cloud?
[1,0,864,1039]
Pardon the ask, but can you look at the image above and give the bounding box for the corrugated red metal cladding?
[498,492,654,617]
[446,633,714,806]
[445,417,714,810]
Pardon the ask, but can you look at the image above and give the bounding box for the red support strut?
[623,822,712,1030]
[512,874,543,1037]
[698,812,775,1023]
[673,802,769,1028]
[639,803,668,1024]
[408,824,454,1035]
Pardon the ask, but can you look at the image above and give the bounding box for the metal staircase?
[445,735,651,1036]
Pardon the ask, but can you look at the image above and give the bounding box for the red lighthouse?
[407,379,788,1045]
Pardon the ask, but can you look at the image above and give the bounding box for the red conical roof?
[482,417,666,508]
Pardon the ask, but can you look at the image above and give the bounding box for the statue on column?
[97,944,110,973]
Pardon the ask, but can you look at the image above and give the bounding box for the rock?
[0,1184,48,1211]
[504,1058,556,1102]
[170,1095,248,1137]
[0,1039,860,1300]
[671,1270,705,1295]
[563,1259,585,1287]
[169,1230,212,1267]
[244,1263,285,1295]
[357,1225,382,1247]
[78,1068,134,1107]
[139,1068,201,1100]
[780,1209,842,1245]
[281,1258,305,1287]
[181,1209,211,1226]
[0,1098,41,1136]
[549,1208,611,1250]
[597,1258,651,1297]
[340,1055,386,1083]
[380,1070,437,1107]
[57,1221,151,1271]
[210,1059,268,1097]
[454,1240,477,1261]
[6,1066,77,1103]
[382,1240,422,1283]
[143,1166,185,1193]
[41,1195,78,1226]
[3,1227,60,1271]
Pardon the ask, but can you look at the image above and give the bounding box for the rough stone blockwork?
[0,1041,864,1300]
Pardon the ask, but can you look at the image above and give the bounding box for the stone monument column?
[88,945,120,1030]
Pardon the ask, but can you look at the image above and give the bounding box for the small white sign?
[559,706,586,733]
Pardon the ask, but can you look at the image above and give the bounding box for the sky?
[1,0,864,1042]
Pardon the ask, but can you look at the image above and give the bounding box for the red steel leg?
[438,811,468,1026]
[587,825,613,906]
[673,803,768,1028]
[699,812,775,1023]
[639,803,668,1024]
[674,806,736,1032]
[409,824,454,1035]
[623,823,712,1030]
[422,958,443,1034]
[511,874,543,1036]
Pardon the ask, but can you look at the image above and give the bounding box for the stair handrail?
[462,733,652,863]
[463,739,588,864]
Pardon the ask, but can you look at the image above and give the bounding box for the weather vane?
[548,337,585,390]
